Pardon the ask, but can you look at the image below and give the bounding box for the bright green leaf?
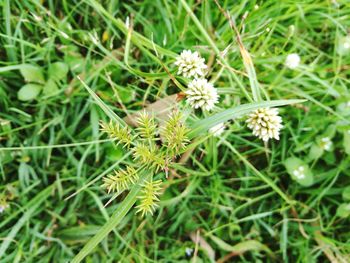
[17,84,43,101]
[106,145,124,161]
[343,130,350,155]
[336,101,350,117]
[336,203,350,218]
[48,62,69,81]
[342,186,350,201]
[43,79,59,96]
[308,144,323,161]
[284,157,314,187]
[119,88,135,104]
[19,64,45,84]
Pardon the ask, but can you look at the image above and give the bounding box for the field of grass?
[1,0,350,262]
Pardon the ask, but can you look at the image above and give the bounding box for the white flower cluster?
[175,50,207,78]
[338,35,350,55]
[175,50,219,111]
[293,166,305,179]
[0,203,9,213]
[185,79,218,111]
[285,53,300,69]
[320,137,332,151]
[246,108,283,142]
[175,50,289,142]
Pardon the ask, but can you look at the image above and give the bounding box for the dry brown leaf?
[124,94,180,127]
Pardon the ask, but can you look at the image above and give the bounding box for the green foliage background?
[0,0,350,262]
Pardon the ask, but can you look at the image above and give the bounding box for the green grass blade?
[189,99,306,138]
[179,0,252,101]
[77,76,126,127]
[0,185,54,256]
[222,140,293,204]
[71,173,150,263]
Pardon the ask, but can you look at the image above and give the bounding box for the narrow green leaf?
[209,235,272,255]
[86,0,176,58]
[77,76,126,127]
[189,99,306,138]
[0,185,54,256]
[71,173,150,263]
[343,130,350,155]
[223,140,294,204]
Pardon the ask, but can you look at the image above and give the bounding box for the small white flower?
[31,13,42,22]
[0,203,9,213]
[320,137,332,151]
[174,50,207,78]
[209,123,225,137]
[163,35,167,46]
[185,79,219,111]
[338,36,350,55]
[293,166,305,179]
[285,53,301,69]
[89,32,99,45]
[125,16,130,28]
[288,25,295,36]
[59,30,69,40]
[185,248,193,256]
[246,108,283,142]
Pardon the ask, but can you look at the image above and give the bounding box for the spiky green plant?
[101,166,139,194]
[100,110,190,217]
[100,121,133,148]
[162,110,190,155]
[136,180,162,217]
[132,142,168,172]
[136,111,157,141]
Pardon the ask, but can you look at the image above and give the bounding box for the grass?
[1,0,350,262]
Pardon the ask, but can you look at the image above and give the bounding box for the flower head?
[0,200,9,214]
[293,166,305,179]
[338,35,350,55]
[246,108,283,142]
[175,50,207,78]
[285,53,300,69]
[185,79,219,111]
[102,166,139,194]
[320,137,332,151]
[209,123,225,137]
[136,180,162,217]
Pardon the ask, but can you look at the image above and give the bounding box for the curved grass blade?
[222,140,293,204]
[85,0,176,58]
[0,185,54,256]
[179,0,252,102]
[77,76,126,127]
[71,173,150,263]
[189,99,306,138]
